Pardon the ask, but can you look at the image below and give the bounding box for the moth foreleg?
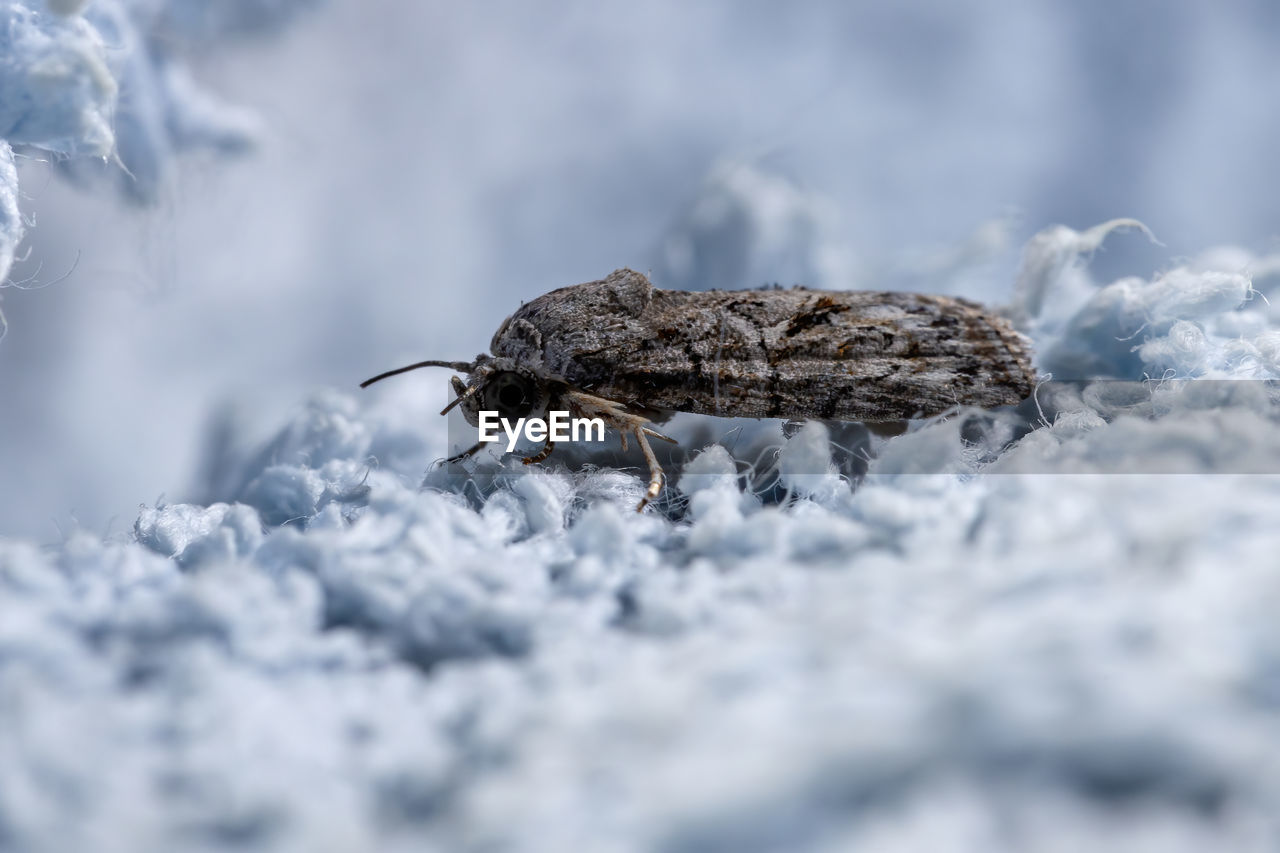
[522,435,555,465]
[641,426,678,445]
[562,387,674,511]
[632,426,663,512]
[446,441,484,464]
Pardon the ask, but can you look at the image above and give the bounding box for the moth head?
[453,357,551,427]
[358,355,551,428]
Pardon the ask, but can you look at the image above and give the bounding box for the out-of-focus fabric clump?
[0,0,320,287]
[0,141,21,312]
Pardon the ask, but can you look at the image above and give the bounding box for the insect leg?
[561,387,674,511]
[632,427,663,512]
[522,435,555,465]
[446,441,484,464]
[641,426,678,445]
[440,379,479,416]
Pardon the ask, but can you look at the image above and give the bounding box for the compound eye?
[484,372,538,419]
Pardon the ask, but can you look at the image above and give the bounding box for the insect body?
[361,269,1036,510]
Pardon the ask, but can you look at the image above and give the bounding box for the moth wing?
[494,272,1035,422]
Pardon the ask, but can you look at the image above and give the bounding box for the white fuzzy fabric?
[0,0,318,237]
[0,1,116,157]
[0,141,21,335]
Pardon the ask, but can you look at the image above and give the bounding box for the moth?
[361,268,1036,510]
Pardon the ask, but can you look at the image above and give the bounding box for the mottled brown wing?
[492,269,1035,421]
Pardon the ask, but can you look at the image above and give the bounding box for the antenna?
[359,360,474,388]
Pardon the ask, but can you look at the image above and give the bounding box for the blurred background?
[3,0,1279,540]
